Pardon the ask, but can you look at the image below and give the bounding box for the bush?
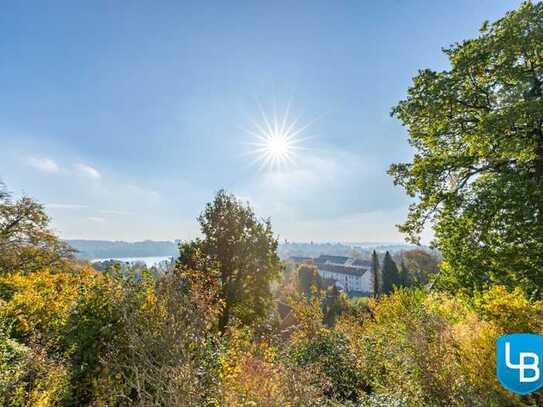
[286,294,368,403]
[0,317,71,407]
[87,270,222,406]
[63,271,123,405]
[0,317,28,406]
[0,266,97,348]
[219,326,324,406]
[472,285,543,333]
[288,330,368,403]
[337,288,543,406]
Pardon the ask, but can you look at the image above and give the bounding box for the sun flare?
[268,135,289,156]
[246,105,308,171]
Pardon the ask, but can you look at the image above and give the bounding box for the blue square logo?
[497,334,543,395]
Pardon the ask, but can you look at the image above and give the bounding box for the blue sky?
[0,0,522,242]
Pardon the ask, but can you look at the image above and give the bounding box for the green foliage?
[472,285,543,333]
[219,326,325,406]
[371,250,380,296]
[0,344,71,407]
[356,393,408,407]
[298,263,322,299]
[63,273,123,405]
[0,264,223,406]
[178,190,282,333]
[288,329,368,403]
[294,264,347,328]
[400,249,440,286]
[322,285,346,328]
[0,317,28,406]
[0,266,98,348]
[92,271,222,406]
[0,270,88,406]
[389,1,543,297]
[381,251,400,294]
[338,287,543,406]
[345,296,370,316]
[398,260,410,287]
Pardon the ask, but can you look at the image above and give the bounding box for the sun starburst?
[246,105,308,171]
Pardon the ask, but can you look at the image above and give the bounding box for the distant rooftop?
[315,255,350,265]
[318,263,368,277]
[288,254,372,275]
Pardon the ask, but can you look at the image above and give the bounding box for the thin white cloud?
[88,216,105,223]
[46,203,88,209]
[74,163,101,179]
[27,157,60,173]
[99,209,134,216]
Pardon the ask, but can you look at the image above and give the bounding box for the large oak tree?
[389,2,543,296]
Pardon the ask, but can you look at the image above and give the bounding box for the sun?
[268,135,289,156]
[246,105,308,171]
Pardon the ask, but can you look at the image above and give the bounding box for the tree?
[399,260,410,288]
[322,285,345,328]
[388,2,543,297]
[178,190,281,333]
[381,251,400,294]
[371,250,381,297]
[0,184,73,274]
[297,263,322,299]
[402,249,440,286]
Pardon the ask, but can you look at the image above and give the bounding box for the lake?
[91,256,174,267]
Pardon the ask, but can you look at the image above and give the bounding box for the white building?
[289,255,374,295]
[315,255,373,295]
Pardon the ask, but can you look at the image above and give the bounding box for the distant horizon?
[68,238,422,262]
[65,237,415,245]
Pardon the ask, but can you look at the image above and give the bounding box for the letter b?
[519,352,540,383]
[506,342,540,383]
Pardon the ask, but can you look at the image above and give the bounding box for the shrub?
[63,271,123,405]
[0,266,97,348]
[0,317,28,406]
[219,326,324,406]
[91,271,222,406]
[286,293,367,403]
[1,317,71,407]
[337,288,542,406]
[472,285,543,333]
[288,330,368,403]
